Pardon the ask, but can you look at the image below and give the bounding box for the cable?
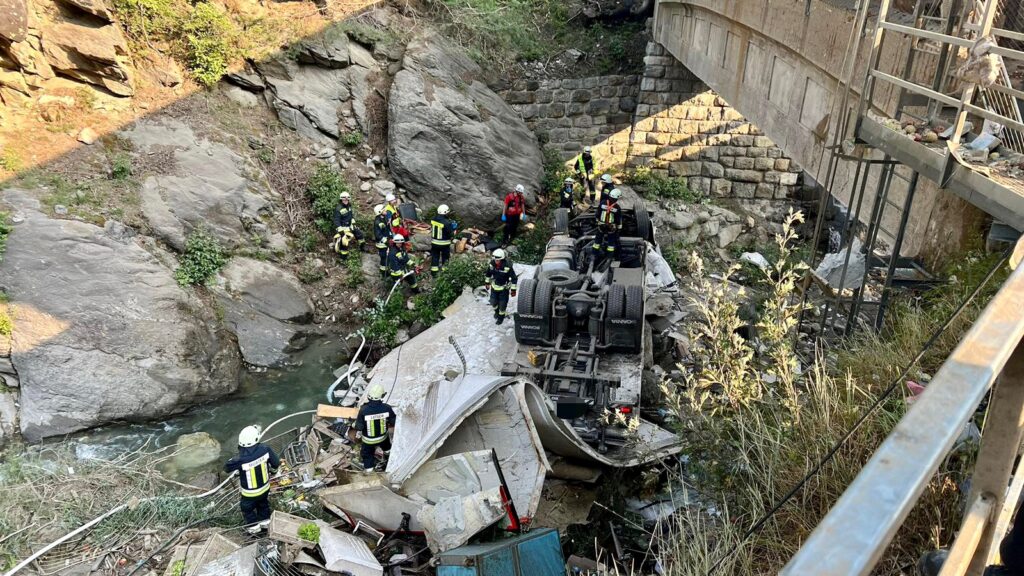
[703,248,1011,576]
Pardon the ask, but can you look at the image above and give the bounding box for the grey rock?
[120,118,273,251]
[348,41,377,69]
[0,192,239,440]
[387,31,542,227]
[256,57,354,140]
[222,84,259,108]
[717,223,744,248]
[103,219,135,243]
[297,30,351,68]
[0,390,18,449]
[225,71,265,92]
[215,258,313,367]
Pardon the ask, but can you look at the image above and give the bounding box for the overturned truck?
[321,195,680,554]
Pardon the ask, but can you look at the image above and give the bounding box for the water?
[64,336,354,475]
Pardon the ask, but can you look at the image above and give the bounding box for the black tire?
[538,269,583,290]
[635,202,653,243]
[518,278,537,316]
[534,279,555,318]
[625,284,644,321]
[607,284,626,319]
[553,208,570,234]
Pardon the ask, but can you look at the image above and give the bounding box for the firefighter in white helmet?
[224,425,280,531]
[486,248,518,325]
[351,384,396,473]
[429,204,458,276]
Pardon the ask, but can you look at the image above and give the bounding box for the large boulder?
[0,192,240,441]
[256,57,352,141]
[0,0,28,43]
[387,31,542,227]
[214,258,314,367]
[41,22,134,96]
[120,118,275,252]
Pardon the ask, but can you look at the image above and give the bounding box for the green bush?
[341,131,364,148]
[174,229,227,286]
[297,522,320,543]
[512,215,550,265]
[112,0,184,39]
[0,309,12,337]
[182,3,238,87]
[409,256,486,325]
[0,149,21,172]
[110,154,132,181]
[626,167,705,203]
[306,164,349,233]
[360,296,408,348]
[344,251,364,289]
[542,146,573,196]
[0,212,11,262]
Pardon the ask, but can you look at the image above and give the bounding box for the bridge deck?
[858,116,1024,233]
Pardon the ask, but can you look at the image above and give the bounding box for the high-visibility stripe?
[491,284,506,291]
[240,483,269,497]
[431,240,452,246]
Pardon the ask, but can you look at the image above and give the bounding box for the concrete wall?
[652,0,984,258]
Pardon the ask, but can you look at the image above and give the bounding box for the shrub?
[182,3,238,87]
[542,147,573,196]
[0,149,21,172]
[360,296,408,348]
[112,0,184,40]
[110,154,132,181]
[0,308,11,337]
[0,212,10,262]
[512,215,550,265]
[306,164,349,233]
[626,167,705,203]
[341,131,364,148]
[174,229,227,286]
[409,256,486,325]
[344,251,364,289]
[297,522,320,543]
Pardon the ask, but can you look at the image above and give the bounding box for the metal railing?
[782,238,1024,575]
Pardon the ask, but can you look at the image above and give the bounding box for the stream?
[59,336,354,477]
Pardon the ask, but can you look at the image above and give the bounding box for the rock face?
[388,31,542,227]
[0,0,135,103]
[0,192,240,441]
[121,118,275,252]
[215,258,314,367]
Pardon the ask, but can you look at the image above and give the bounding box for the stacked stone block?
[501,75,639,169]
[630,42,803,204]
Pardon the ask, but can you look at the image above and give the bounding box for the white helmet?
[437,204,450,215]
[368,384,386,401]
[515,184,525,194]
[601,174,613,184]
[584,146,592,153]
[609,189,622,199]
[385,193,396,203]
[238,425,261,448]
[492,248,506,260]
[564,177,574,184]
[393,233,405,243]
[373,204,384,215]
[340,191,351,200]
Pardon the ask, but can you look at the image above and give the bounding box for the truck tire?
[607,284,626,319]
[635,202,653,243]
[518,278,537,315]
[553,208,570,234]
[538,269,583,290]
[625,284,644,321]
[534,279,555,318]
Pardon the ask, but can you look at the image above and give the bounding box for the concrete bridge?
[651,0,1024,259]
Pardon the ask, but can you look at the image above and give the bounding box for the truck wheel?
[625,285,644,321]
[635,203,653,243]
[518,278,537,315]
[539,269,583,290]
[534,279,555,318]
[553,208,570,235]
[607,284,626,319]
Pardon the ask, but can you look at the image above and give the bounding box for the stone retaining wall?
[502,75,639,169]
[501,41,805,216]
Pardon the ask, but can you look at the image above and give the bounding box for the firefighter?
[593,187,623,264]
[574,146,596,201]
[224,425,280,532]
[596,173,616,207]
[486,248,518,325]
[351,384,396,473]
[501,184,527,247]
[333,191,355,231]
[429,204,458,276]
[384,193,405,236]
[559,176,576,213]
[332,227,357,259]
[387,233,419,294]
[372,204,390,277]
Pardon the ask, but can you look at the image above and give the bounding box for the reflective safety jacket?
[387,246,412,276]
[372,214,390,248]
[486,260,518,291]
[559,183,575,209]
[597,184,616,207]
[225,444,280,498]
[597,199,622,227]
[430,215,457,246]
[333,203,354,230]
[384,204,402,233]
[575,152,595,175]
[356,400,396,445]
[333,230,357,255]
